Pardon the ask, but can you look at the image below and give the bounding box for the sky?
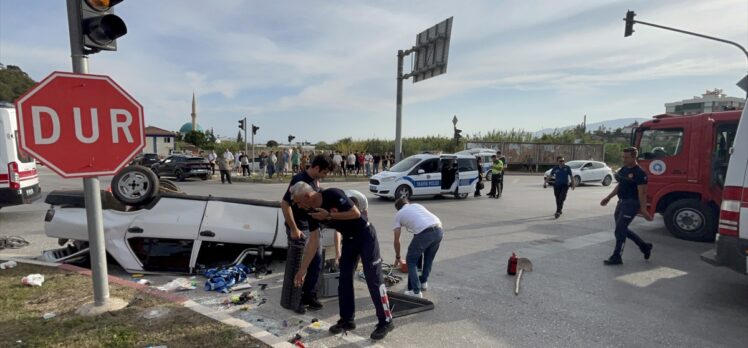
[0,0,746,144]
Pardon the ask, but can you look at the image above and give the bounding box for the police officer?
[291,182,394,340]
[280,154,332,313]
[600,147,654,265]
[544,156,575,218]
[487,155,504,198]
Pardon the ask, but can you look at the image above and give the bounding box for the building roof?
[179,122,203,133]
[145,126,176,136]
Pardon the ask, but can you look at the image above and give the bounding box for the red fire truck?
[631,110,742,242]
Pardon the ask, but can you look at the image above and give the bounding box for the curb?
[2,258,294,348]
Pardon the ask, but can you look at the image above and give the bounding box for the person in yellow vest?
[487,155,504,198]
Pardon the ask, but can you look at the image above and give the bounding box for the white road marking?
[616,267,688,287]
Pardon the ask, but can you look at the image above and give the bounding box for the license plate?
[25,188,34,196]
[192,169,208,173]
[369,185,376,191]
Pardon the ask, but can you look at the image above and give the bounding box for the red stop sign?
[15,72,145,178]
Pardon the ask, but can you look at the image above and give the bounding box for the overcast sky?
[1,0,746,143]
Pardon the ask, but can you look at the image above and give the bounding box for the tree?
[0,65,36,103]
[184,130,206,148]
[237,130,243,144]
[266,140,279,148]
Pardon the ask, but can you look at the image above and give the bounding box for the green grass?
[0,264,269,348]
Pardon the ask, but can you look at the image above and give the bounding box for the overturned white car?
[43,166,341,274]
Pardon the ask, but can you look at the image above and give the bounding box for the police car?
[369,153,479,200]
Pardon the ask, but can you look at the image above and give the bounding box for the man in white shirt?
[332,152,343,176]
[392,198,444,298]
[364,153,373,177]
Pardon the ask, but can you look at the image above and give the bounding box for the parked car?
[456,148,497,180]
[151,155,210,181]
[544,160,614,186]
[369,153,479,200]
[41,166,357,274]
[0,107,42,209]
[130,153,160,167]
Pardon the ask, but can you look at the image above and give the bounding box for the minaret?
[191,92,197,132]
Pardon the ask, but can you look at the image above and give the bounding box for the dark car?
[130,153,161,167]
[151,155,211,181]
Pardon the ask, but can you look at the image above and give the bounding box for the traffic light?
[624,10,636,37]
[453,127,462,140]
[252,124,260,135]
[288,135,296,143]
[238,119,245,131]
[80,0,128,52]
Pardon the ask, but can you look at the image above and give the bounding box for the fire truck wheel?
[663,199,716,242]
[111,165,159,206]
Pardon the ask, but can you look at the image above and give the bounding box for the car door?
[195,197,282,268]
[590,162,606,181]
[124,195,207,273]
[580,162,595,182]
[408,158,440,196]
[158,156,174,176]
[457,157,479,193]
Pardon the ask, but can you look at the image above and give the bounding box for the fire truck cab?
[632,110,742,242]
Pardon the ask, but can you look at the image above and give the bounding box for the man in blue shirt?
[600,147,654,265]
[544,156,575,218]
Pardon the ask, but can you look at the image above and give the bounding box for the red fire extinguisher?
[507,252,518,275]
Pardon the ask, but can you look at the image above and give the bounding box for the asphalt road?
[2,167,747,347]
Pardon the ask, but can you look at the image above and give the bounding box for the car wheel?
[455,191,469,200]
[663,199,716,242]
[200,174,208,181]
[395,185,412,200]
[573,176,582,187]
[111,165,159,206]
[175,170,185,182]
[602,175,613,186]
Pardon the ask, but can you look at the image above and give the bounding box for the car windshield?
[566,161,585,169]
[389,157,421,172]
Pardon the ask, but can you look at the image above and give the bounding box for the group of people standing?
[205,148,311,183]
[331,152,395,177]
[474,150,507,198]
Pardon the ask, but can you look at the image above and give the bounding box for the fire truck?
[631,110,742,242]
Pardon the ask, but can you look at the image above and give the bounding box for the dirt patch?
[0,263,270,348]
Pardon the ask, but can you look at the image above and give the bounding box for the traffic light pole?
[243,117,248,161]
[66,0,112,310]
[630,18,748,98]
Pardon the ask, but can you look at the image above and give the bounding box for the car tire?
[175,170,186,182]
[573,175,582,187]
[395,185,412,200]
[200,174,208,181]
[455,191,469,199]
[111,165,159,206]
[602,175,613,186]
[663,199,716,242]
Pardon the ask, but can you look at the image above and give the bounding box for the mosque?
[179,92,204,133]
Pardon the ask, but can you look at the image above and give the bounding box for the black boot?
[329,319,356,334]
[370,322,395,340]
[603,255,623,265]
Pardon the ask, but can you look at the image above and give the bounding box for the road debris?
[156,278,196,292]
[204,265,251,293]
[0,261,18,269]
[21,274,44,287]
[42,312,56,320]
[0,236,29,250]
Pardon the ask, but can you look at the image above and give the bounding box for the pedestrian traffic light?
[288,135,295,143]
[80,0,128,52]
[238,119,245,131]
[624,10,636,37]
[453,127,462,140]
[252,124,260,135]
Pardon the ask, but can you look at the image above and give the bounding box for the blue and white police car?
[369,153,479,200]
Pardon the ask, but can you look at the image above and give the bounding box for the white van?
[702,106,748,274]
[0,106,42,209]
[369,153,479,200]
[456,147,496,179]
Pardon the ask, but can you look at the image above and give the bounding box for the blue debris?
[203,264,252,293]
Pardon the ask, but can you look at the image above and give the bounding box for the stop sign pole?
[65,0,113,310]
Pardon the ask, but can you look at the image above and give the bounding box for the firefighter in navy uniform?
[291,182,394,340]
[600,147,654,265]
